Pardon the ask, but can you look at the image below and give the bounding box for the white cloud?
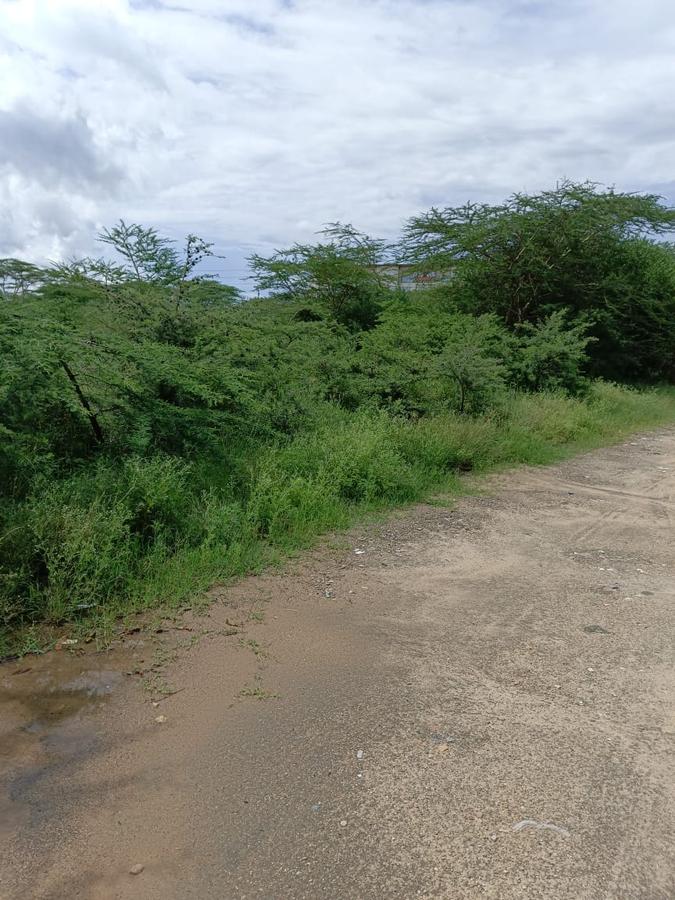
[0,0,674,280]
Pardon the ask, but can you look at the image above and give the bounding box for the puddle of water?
[1,655,127,731]
[0,646,134,840]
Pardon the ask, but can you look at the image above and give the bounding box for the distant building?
[373,263,446,291]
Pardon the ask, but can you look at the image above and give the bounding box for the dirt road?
[2,431,674,899]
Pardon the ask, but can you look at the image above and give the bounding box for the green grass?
[2,381,675,657]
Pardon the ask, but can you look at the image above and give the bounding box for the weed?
[239,638,268,659]
[239,677,278,700]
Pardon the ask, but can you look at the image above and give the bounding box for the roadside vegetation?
[2,181,675,655]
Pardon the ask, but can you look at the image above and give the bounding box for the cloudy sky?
[1,0,673,284]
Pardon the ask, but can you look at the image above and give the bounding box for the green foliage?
[401,180,675,381]
[2,190,675,653]
[249,223,391,330]
[510,310,593,394]
[349,301,510,415]
[0,258,46,298]
[0,279,253,479]
[593,239,675,381]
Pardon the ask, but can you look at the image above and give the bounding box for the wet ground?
[1,430,674,899]
[1,645,131,846]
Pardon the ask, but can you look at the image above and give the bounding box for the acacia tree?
[400,181,675,380]
[0,259,47,300]
[55,221,230,310]
[0,224,247,494]
[249,223,391,330]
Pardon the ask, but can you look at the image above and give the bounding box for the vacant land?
[2,430,674,899]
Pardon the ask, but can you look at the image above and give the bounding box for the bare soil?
[1,430,674,899]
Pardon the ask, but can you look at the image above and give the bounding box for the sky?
[1,0,674,285]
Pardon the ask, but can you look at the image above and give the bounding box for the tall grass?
[2,382,674,655]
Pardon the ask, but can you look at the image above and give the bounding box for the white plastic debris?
[512,819,570,837]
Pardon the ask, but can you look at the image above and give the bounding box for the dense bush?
[2,183,675,652]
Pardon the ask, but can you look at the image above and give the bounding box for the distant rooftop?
[373,263,447,291]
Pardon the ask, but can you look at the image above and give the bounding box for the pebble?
[129,864,144,875]
[155,715,167,724]
[55,638,78,651]
[339,820,347,828]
